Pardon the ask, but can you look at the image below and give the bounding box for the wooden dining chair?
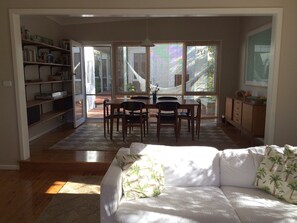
[103,99,123,138]
[156,101,180,142]
[121,101,146,142]
[178,99,202,139]
[157,96,178,100]
[130,96,150,133]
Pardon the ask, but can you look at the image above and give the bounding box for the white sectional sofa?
[100,143,297,223]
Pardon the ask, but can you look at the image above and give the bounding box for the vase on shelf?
[152,93,157,103]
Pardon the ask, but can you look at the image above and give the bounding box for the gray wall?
[1,0,297,168]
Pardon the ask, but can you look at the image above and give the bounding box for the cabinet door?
[71,40,86,128]
[225,97,233,120]
[242,103,253,132]
[242,103,266,136]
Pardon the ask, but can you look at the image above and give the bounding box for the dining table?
[106,98,201,141]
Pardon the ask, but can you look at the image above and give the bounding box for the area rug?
[50,122,238,151]
[35,176,102,223]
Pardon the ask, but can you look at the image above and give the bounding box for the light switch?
[3,80,13,87]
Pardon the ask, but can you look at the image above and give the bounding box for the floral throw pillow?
[255,145,297,204]
[117,154,164,200]
[116,154,142,170]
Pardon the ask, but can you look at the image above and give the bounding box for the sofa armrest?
[100,148,129,223]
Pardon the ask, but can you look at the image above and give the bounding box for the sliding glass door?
[84,46,112,119]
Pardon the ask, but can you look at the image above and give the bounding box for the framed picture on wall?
[245,24,272,87]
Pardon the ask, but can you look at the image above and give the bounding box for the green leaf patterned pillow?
[116,154,142,170]
[120,155,164,200]
[255,145,297,204]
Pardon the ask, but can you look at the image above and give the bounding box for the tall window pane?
[186,45,217,93]
[150,43,183,94]
[116,46,147,93]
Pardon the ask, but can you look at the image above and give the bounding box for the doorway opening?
[84,46,112,120]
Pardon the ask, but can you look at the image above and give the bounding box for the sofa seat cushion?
[221,186,297,223]
[115,186,241,223]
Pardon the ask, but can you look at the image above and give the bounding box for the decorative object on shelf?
[152,93,157,103]
[35,91,67,100]
[150,83,159,103]
[47,54,54,63]
[235,90,246,98]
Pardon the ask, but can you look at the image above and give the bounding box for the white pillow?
[220,146,265,188]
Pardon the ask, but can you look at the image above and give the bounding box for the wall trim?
[0,165,20,170]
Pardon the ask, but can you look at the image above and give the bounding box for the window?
[116,45,147,94]
[114,42,220,118]
[150,43,183,95]
[186,44,217,93]
[185,43,219,117]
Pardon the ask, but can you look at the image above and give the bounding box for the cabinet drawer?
[233,100,242,111]
[232,100,242,124]
[233,112,241,124]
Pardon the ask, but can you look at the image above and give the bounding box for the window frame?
[113,42,150,97]
[113,41,221,104]
[183,41,221,97]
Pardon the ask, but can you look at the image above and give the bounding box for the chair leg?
[104,119,106,137]
[178,118,181,137]
[143,121,146,137]
[117,118,120,131]
[187,119,190,132]
[140,123,143,142]
[196,118,201,139]
[122,120,125,141]
[157,120,160,142]
[175,123,178,142]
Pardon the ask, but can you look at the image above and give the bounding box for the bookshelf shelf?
[22,38,73,128]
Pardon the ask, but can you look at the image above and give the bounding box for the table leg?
[191,106,194,140]
[110,106,114,140]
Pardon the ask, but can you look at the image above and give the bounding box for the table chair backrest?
[157,96,178,100]
[130,96,150,100]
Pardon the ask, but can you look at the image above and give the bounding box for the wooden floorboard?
[21,120,257,171]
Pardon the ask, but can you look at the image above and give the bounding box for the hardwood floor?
[0,169,101,223]
[0,119,260,223]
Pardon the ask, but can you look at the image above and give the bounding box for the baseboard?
[0,165,19,170]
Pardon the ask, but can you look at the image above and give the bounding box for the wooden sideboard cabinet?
[225,97,266,137]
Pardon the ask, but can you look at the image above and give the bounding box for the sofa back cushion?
[220,146,265,188]
[130,143,220,187]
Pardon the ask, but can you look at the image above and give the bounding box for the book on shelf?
[35,91,67,100]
